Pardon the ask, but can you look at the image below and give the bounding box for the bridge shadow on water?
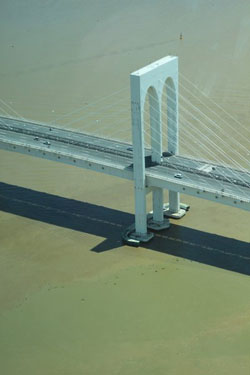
[0,182,249,276]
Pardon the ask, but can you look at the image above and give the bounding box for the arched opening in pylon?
[161,76,178,155]
[143,85,161,161]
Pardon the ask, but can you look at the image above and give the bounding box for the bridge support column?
[127,72,154,243]
[148,187,170,230]
[164,191,187,219]
[147,82,170,230]
[133,187,154,241]
[164,67,188,219]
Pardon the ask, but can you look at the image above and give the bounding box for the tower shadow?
[0,182,249,275]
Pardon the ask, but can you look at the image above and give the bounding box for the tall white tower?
[129,56,186,243]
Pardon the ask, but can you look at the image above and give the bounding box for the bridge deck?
[0,116,136,179]
[0,116,249,211]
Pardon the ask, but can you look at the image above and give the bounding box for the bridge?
[0,56,249,245]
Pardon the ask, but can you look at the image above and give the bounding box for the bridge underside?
[0,116,250,212]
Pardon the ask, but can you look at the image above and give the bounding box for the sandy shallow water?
[0,1,250,374]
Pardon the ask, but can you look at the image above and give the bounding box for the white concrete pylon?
[130,56,185,242]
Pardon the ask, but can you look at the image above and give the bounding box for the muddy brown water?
[0,1,250,374]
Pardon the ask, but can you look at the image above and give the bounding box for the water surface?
[0,1,250,374]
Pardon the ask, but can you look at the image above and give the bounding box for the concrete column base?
[163,203,190,219]
[122,224,154,247]
[147,214,170,231]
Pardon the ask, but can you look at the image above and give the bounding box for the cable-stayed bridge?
[0,56,249,245]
